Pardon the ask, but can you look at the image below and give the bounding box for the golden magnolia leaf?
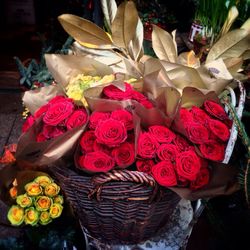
[128,18,144,61]
[240,49,250,60]
[171,29,178,55]
[123,58,142,78]
[152,24,177,63]
[219,6,238,39]
[111,1,138,48]
[101,0,117,30]
[58,14,114,49]
[241,18,250,32]
[206,29,250,63]
[177,51,200,68]
[223,57,243,76]
[164,87,181,119]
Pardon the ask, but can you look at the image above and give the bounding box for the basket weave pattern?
[52,166,180,244]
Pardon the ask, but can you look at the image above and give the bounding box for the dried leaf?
[111,1,138,49]
[128,18,144,61]
[223,57,243,76]
[206,29,250,63]
[219,6,239,39]
[152,25,177,63]
[101,0,117,30]
[58,14,115,49]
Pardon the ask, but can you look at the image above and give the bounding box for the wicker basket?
[52,166,180,244]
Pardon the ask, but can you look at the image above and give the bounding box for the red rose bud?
[137,132,159,159]
[173,135,191,152]
[111,109,134,130]
[199,142,225,161]
[80,131,96,152]
[190,167,210,190]
[157,144,179,162]
[208,119,230,142]
[34,104,49,119]
[22,115,35,133]
[79,151,115,172]
[112,142,135,168]
[152,161,177,187]
[190,106,210,126]
[204,100,228,120]
[66,109,88,130]
[185,122,210,144]
[176,150,201,181]
[136,159,154,174]
[95,119,127,147]
[103,82,133,100]
[43,100,74,126]
[149,125,176,144]
[89,111,110,130]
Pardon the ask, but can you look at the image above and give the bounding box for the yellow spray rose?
[34,176,52,188]
[16,194,33,208]
[25,182,42,197]
[35,196,53,211]
[49,203,63,219]
[39,211,52,225]
[24,207,40,226]
[7,205,24,226]
[53,195,64,205]
[44,183,60,197]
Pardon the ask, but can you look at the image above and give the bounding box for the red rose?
[204,100,228,120]
[190,106,210,126]
[137,132,159,158]
[66,109,88,130]
[111,109,134,130]
[190,167,210,190]
[89,111,110,130]
[199,142,225,161]
[43,101,74,126]
[180,108,193,123]
[36,132,46,142]
[103,82,133,100]
[185,122,210,144]
[131,91,153,109]
[208,119,230,142]
[127,133,135,143]
[79,151,115,173]
[48,95,71,104]
[49,127,65,138]
[157,144,179,162]
[93,141,112,155]
[136,159,154,174]
[149,125,176,144]
[112,142,135,168]
[139,99,154,109]
[95,119,127,147]
[22,115,35,133]
[34,105,49,119]
[80,131,96,152]
[173,135,191,152]
[152,161,177,187]
[42,124,55,138]
[176,150,201,181]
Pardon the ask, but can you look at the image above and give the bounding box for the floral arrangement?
[7,176,63,226]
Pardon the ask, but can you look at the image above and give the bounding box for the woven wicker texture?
[52,166,180,244]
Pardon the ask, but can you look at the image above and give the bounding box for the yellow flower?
[24,207,40,226]
[53,195,64,205]
[49,203,63,219]
[35,196,52,211]
[39,211,52,225]
[16,194,33,208]
[7,205,24,226]
[34,176,52,188]
[25,182,42,197]
[44,183,60,197]
[9,186,18,199]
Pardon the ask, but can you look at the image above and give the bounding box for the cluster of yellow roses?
[7,176,63,226]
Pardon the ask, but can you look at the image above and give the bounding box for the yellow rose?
[39,211,52,225]
[34,176,52,188]
[24,207,40,226]
[7,205,24,226]
[16,194,33,208]
[53,195,64,205]
[25,182,42,197]
[44,183,60,197]
[35,196,52,211]
[49,203,63,219]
